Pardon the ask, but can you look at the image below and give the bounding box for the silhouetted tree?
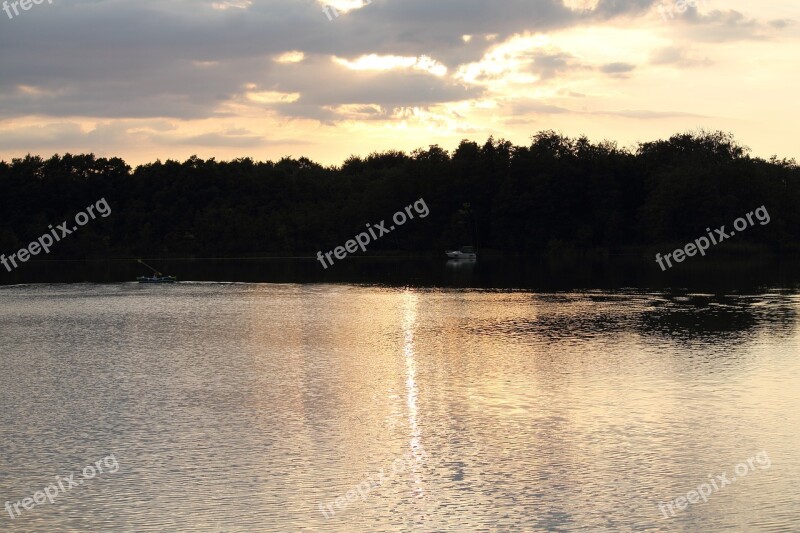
[0,131,797,259]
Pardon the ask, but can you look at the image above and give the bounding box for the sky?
[0,0,798,166]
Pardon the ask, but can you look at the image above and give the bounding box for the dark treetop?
[1,131,797,259]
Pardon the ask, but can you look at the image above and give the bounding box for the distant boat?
[445,246,477,260]
[136,259,177,283]
[136,275,177,284]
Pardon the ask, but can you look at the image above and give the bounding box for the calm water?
[4,256,800,291]
[1,283,799,532]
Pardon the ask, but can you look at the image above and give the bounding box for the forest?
[0,130,798,259]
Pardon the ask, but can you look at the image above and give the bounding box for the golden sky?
[0,0,797,165]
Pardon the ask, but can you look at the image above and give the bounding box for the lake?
[1,282,799,531]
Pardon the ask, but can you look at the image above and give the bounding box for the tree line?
[0,130,797,258]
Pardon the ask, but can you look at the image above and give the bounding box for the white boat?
[445,246,477,260]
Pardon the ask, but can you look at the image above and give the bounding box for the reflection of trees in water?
[460,292,797,346]
[460,293,644,341]
[637,294,796,345]
[488,313,627,341]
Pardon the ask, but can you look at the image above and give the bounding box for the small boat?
[445,246,477,260]
[136,259,177,283]
[137,275,177,284]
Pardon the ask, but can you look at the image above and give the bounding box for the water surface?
[1,284,798,531]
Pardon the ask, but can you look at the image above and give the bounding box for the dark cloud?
[0,0,789,125]
[591,0,656,18]
[0,0,661,122]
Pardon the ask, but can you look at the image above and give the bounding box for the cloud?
[0,0,662,122]
[649,47,712,67]
[599,62,636,74]
[0,121,175,152]
[510,100,571,115]
[768,19,794,30]
[676,8,795,42]
[159,130,266,147]
[0,123,87,152]
[0,0,796,164]
[594,109,708,119]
